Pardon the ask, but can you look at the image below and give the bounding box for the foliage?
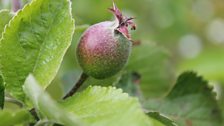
[0,0,223,126]
[144,72,223,126]
[0,0,74,102]
[0,10,13,38]
[24,74,160,126]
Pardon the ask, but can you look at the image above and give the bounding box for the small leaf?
[0,10,13,38]
[24,74,84,126]
[0,109,33,126]
[144,72,223,126]
[147,112,178,126]
[61,86,155,126]
[0,0,75,102]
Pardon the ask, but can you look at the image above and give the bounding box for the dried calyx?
[109,3,136,40]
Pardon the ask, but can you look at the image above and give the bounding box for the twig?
[63,72,89,100]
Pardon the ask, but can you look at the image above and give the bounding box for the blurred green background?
[0,0,224,103]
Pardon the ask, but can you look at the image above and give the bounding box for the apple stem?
[63,72,89,100]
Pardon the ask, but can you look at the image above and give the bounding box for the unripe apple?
[77,3,136,79]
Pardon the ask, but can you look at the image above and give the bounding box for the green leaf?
[24,72,156,126]
[126,42,174,98]
[61,86,155,126]
[144,72,223,126]
[24,74,84,126]
[0,10,13,108]
[0,75,4,108]
[147,112,178,126]
[0,0,75,102]
[0,10,13,38]
[0,109,33,126]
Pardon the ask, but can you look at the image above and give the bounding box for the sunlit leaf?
[0,9,14,109]
[24,74,156,126]
[0,0,75,102]
[0,9,13,38]
[61,86,155,126]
